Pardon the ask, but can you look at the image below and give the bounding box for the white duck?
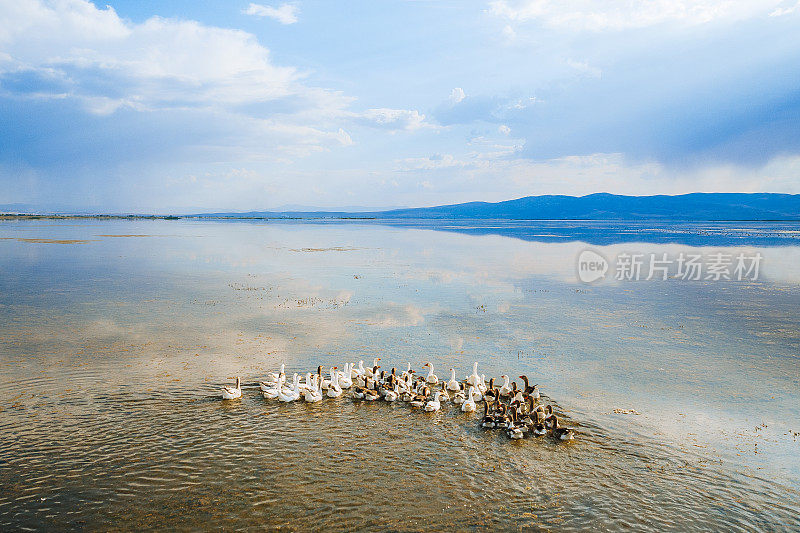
[461,387,477,412]
[446,369,460,391]
[423,362,438,384]
[466,362,481,387]
[221,377,242,400]
[424,391,442,412]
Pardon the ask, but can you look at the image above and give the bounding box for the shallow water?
[1,219,799,531]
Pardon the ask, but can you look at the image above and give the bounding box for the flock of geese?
[221,359,574,441]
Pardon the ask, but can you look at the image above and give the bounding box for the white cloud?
[769,1,800,16]
[0,1,303,110]
[566,58,602,78]
[355,108,431,132]
[405,151,800,199]
[498,125,511,135]
[449,87,466,103]
[397,153,475,171]
[489,0,785,31]
[243,3,299,24]
[0,0,377,165]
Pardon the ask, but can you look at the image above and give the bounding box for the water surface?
[1,219,799,531]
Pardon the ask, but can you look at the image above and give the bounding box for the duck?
[551,415,574,441]
[422,362,438,384]
[466,362,480,387]
[278,374,301,402]
[424,391,442,412]
[461,387,477,412]
[498,375,513,397]
[221,377,242,400]
[446,369,460,391]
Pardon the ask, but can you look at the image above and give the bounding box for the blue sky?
[1,0,799,212]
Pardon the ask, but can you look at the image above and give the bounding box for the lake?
[1,218,799,530]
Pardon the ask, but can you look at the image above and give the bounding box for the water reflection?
[0,219,799,530]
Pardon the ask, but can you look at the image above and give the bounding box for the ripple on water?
[2,366,798,531]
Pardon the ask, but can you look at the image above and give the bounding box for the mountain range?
[194,193,800,221]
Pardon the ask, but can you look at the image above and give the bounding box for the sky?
[1,0,799,213]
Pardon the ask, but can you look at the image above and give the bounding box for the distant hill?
[194,193,800,221]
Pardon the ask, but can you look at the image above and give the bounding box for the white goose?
[477,374,488,394]
[453,384,467,405]
[461,387,477,412]
[446,369,460,391]
[365,358,381,378]
[466,362,480,387]
[339,364,353,389]
[383,383,399,402]
[326,367,343,398]
[499,375,513,397]
[281,373,299,395]
[278,374,301,402]
[261,374,284,399]
[423,362,439,384]
[221,377,242,400]
[298,372,314,394]
[424,391,442,412]
[304,374,323,403]
[267,363,285,384]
